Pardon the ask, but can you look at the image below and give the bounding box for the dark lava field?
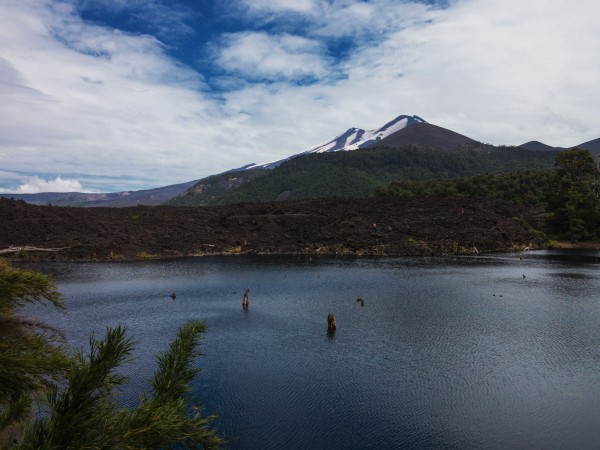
[0,196,546,261]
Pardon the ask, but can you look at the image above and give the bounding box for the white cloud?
[212,32,330,81]
[0,0,228,190]
[345,0,600,145]
[13,176,86,194]
[233,0,435,39]
[1,0,600,194]
[222,0,600,147]
[235,0,319,15]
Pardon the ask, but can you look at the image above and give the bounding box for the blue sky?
[1,0,599,193]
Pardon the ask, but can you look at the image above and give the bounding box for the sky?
[1,0,599,194]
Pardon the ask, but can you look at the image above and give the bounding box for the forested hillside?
[372,170,554,207]
[170,144,559,206]
[375,148,600,242]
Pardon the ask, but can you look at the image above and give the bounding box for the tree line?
[375,148,600,242]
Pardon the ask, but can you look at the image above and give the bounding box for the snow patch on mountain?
[305,115,427,154]
[304,127,367,154]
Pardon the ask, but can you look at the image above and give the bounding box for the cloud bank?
[0,0,599,193]
[10,176,86,194]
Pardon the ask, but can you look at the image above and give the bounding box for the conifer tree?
[0,260,69,446]
[1,261,225,449]
[19,322,225,449]
[547,148,599,241]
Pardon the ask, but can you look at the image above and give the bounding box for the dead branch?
[0,245,68,254]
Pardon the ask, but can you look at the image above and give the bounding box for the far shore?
[0,196,556,262]
[553,241,600,250]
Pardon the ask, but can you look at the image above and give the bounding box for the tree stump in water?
[242,288,249,307]
[327,313,337,331]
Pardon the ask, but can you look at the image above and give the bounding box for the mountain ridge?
[2,179,197,207]
[519,137,600,153]
[3,114,599,207]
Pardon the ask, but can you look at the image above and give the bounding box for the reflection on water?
[23,250,600,449]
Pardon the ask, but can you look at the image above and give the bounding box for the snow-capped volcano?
[245,114,427,170]
[304,115,427,154]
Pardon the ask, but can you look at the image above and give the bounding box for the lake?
[24,250,600,449]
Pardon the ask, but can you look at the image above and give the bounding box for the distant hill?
[170,168,268,207]
[519,141,561,152]
[2,179,197,207]
[519,138,600,153]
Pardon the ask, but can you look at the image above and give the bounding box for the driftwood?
[0,245,67,254]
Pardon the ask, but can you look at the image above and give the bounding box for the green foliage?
[167,144,558,206]
[0,260,69,445]
[1,262,224,448]
[0,260,63,311]
[373,169,554,206]
[546,148,600,241]
[19,326,135,449]
[18,322,225,450]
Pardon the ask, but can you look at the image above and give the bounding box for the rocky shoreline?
[0,196,548,262]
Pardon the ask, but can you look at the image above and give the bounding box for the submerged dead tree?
[327,313,337,331]
[242,288,249,308]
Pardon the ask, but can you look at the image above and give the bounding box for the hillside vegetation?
[169,144,559,206]
[373,169,554,207]
[170,168,268,206]
[375,148,600,242]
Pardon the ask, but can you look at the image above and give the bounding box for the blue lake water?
[24,250,600,449]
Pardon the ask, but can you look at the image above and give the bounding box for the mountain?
[170,144,559,206]
[296,115,475,155]
[2,179,197,207]
[171,114,496,206]
[245,115,429,170]
[9,113,598,208]
[576,137,600,153]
